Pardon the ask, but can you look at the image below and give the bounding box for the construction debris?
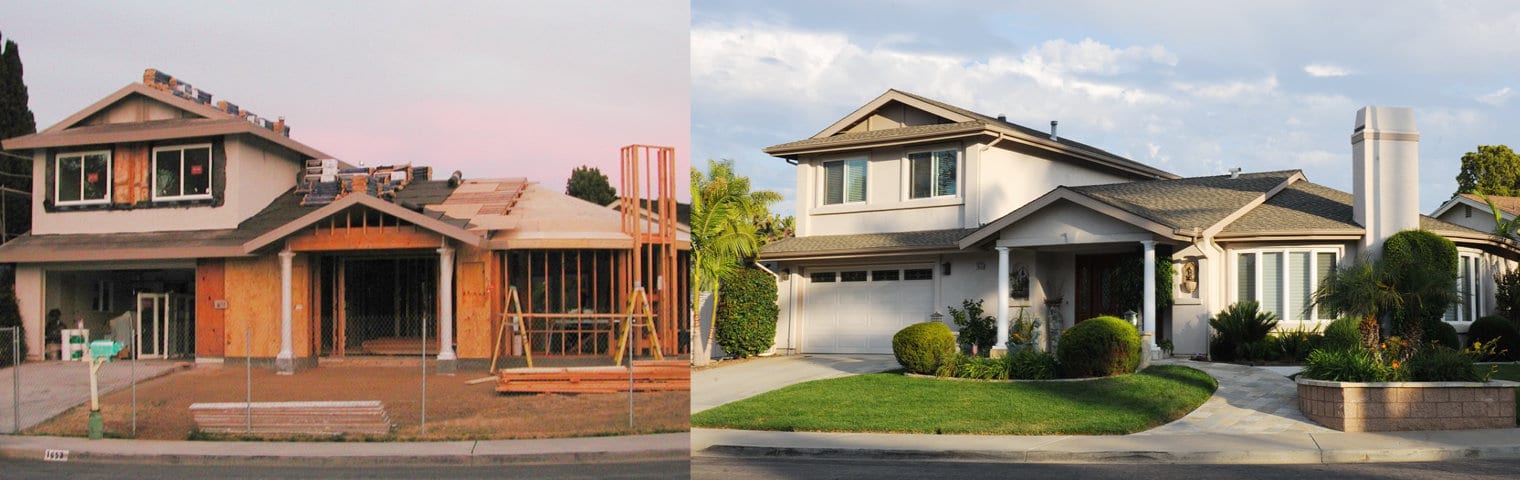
[188,400,393,436]
[496,360,688,394]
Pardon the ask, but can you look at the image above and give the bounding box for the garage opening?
[44,268,196,360]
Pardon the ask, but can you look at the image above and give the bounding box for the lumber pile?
[360,337,440,356]
[189,400,393,436]
[497,360,689,394]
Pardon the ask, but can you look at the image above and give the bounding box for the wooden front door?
[1074,253,1131,322]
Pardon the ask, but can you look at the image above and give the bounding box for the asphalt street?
[691,456,1520,479]
[3,458,690,479]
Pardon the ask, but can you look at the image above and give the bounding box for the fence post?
[246,327,252,434]
[3,327,18,434]
[421,316,427,436]
[131,322,137,437]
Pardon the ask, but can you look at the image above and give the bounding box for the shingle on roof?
[1459,193,1520,217]
[1069,170,1298,230]
[762,228,976,255]
[1221,180,1489,237]
[764,121,983,152]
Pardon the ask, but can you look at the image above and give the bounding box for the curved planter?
[1296,377,1518,432]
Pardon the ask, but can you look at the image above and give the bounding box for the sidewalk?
[0,432,690,466]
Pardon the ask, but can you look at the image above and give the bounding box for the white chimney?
[1351,106,1420,257]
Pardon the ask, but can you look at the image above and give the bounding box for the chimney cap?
[1229,167,1242,179]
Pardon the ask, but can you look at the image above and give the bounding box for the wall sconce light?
[975,261,986,270]
[942,262,952,276]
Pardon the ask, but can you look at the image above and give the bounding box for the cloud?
[1303,63,1352,77]
[1477,86,1514,106]
[1170,75,1279,102]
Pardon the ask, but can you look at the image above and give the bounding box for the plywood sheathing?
[112,142,150,205]
[195,259,227,357]
[454,244,494,359]
[223,254,314,358]
[462,182,639,249]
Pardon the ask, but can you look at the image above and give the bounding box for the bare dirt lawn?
[26,363,688,441]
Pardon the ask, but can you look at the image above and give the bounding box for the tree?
[1454,145,1520,197]
[0,32,36,245]
[1480,194,1520,241]
[690,159,781,365]
[564,165,616,205]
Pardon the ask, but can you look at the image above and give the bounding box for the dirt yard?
[25,362,688,441]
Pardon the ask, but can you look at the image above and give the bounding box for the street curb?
[694,443,1520,465]
[0,433,690,467]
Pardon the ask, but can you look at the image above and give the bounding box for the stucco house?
[1431,193,1520,236]
[757,89,1520,358]
[0,70,689,373]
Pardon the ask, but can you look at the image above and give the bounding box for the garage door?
[802,267,935,354]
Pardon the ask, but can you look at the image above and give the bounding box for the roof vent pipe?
[1050,120,1059,141]
[448,170,464,188]
[1229,167,1241,179]
[996,114,1006,122]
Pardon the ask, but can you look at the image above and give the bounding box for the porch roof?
[760,228,975,259]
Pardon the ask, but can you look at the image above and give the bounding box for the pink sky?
[4,0,690,200]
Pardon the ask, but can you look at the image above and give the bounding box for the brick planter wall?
[1297,378,1518,432]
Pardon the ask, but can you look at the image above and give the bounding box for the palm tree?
[1312,258,1402,353]
[690,159,781,365]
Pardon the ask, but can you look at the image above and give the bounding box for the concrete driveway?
[0,360,184,432]
[692,354,899,413]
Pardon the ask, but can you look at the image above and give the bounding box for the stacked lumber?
[497,360,689,394]
[189,400,392,436]
[361,337,440,356]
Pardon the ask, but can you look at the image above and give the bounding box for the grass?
[692,365,1216,435]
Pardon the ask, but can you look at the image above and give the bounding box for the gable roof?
[243,190,486,252]
[1217,180,1494,242]
[1,83,331,159]
[1431,193,1520,221]
[764,89,1177,180]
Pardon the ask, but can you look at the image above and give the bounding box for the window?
[1445,254,1484,323]
[908,149,957,198]
[840,271,868,282]
[904,268,934,281]
[152,144,212,201]
[810,272,836,283]
[92,280,114,312]
[871,270,900,281]
[823,158,866,205]
[1236,249,1339,321]
[55,150,112,205]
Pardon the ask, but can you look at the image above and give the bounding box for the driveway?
[0,360,184,432]
[692,354,899,413]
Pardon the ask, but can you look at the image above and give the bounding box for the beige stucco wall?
[83,95,192,126]
[974,144,1131,227]
[31,135,301,235]
[15,265,44,360]
[1433,206,1500,234]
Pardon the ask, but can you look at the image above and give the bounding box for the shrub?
[1423,320,1460,351]
[1057,316,1141,378]
[948,299,996,355]
[893,322,957,375]
[1208,301,1279,361]
[953,355,1010,380]
[1468,315,1520,361]
[1497,269,1520,324]
[1006,348,1059,380]
[1301,348,1391,382]
[714,268,779,358]
[1321,317,1364,352]
[1403,346,1483,382]
[0,288,24,367]
[1275,323,1323,362]
[1381,230,1459,345]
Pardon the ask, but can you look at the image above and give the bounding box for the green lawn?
[692,365,1217,435]
[1488,364,1520,382]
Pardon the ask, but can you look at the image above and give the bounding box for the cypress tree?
[0,31,36,244]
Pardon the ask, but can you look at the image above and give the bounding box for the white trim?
[1446,250,1485,324]
[1230,245,1344,322]
[150,143,214,202]
[819,157,868,206]
[53,149,113,206]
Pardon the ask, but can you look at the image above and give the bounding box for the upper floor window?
[1444,253,1483,323]
[55,150,112,206]
[823,158,866,205]
[908,149,957,199]
[153,144,212,201]
[1236,248,1338,321]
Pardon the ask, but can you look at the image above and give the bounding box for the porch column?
[436,244,457,374]
[1140,240,1157,368]
[993,246,1010,355]
[276,250,295,374]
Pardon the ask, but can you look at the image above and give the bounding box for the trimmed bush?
[0,288,24,367]
[1381,230,1459,344]
[714,268,779,358]
[1057,316,1141,378]
[1208,301,1279,361]
[1006,348,1059,380]
[1404,346,1483,382]
[1424,320,1460,351]
[1497,269,1520,324]
[1468,315,1520,361]
[893,322,957,375]
[1321,317,1364,352]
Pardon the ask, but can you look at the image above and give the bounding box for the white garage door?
[802,267,936,354]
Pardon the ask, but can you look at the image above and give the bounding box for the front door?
[135,292,193,359]
[1074,254,1129,322]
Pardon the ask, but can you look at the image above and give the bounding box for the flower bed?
[1297,378,1518,432]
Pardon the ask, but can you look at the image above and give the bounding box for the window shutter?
[1262,252,1283,317]
[1237,253,1256,303]
[1288,252,1311,321]
[825,162,844,205]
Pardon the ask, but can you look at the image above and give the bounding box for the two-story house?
[758,90,1520,358]
[0,70,689,373]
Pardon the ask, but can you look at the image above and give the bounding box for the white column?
[436,244,457,372]
[993,246,1010,354]
[276,250,295,374]
[1141,240,1157,365]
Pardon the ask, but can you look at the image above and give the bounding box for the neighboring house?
[1431,193,1520,235]
[757,90,1520,357]
[0,70,689,372]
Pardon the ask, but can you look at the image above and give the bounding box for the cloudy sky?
[693,0,1520,216]
[4,0,689,197]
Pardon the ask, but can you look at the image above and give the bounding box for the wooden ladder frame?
[489,286,532,372]
[612,286,664,366]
